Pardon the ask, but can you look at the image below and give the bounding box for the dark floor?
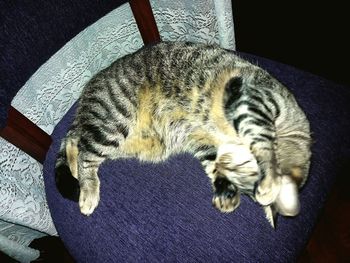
[29,236,75,263]
[299,160,350,262]
[0,236,75,263]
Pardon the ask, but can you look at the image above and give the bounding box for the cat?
[55,42,311,227]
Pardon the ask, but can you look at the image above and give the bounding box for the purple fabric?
[43,53,350,262]
[0,0,127,128]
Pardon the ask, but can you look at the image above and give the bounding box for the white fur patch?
[217,143,258,169]
[275,175,300,216]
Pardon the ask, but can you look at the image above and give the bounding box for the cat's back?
[115,41,236,84]
[72,43,238,137]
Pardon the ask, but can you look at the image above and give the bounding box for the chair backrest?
[129,0,161,44]
[0,0,160,163]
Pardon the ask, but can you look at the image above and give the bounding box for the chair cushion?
[43,52,350,262]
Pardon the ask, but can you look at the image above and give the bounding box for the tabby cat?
[55,42,311,227]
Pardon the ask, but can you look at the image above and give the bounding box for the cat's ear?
[275,175,300,217]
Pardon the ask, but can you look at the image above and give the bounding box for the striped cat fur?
[55,42,311,227]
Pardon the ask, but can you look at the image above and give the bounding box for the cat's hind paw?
[79,183,100,216]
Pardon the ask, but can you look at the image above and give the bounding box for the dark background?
[232,0,349,87]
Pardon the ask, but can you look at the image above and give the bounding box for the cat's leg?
[212,143,259,212]
[77,153,103,216]
[251,144,282,206]
[239,135,282,226]
[189,128,258,213]
[212,176,240,213]
[56,135,105,216]
[189,133,238,212]
[75,136,123,216]
[199,148,243,213]
[231,124,281,206]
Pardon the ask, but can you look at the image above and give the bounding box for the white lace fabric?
[0,1,235,261]
[151,0,235,49]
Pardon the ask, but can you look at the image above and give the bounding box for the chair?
[1,0,350,261]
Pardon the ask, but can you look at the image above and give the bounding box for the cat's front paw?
[212,192,240,213]
[255,175,281,206]
[79,183,100,216]
[212,177,240,212]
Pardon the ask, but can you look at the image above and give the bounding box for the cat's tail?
[55,136,80,202]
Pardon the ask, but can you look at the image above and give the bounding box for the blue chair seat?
[43,53,350,262]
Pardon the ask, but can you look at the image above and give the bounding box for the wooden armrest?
[0,106,51,163]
